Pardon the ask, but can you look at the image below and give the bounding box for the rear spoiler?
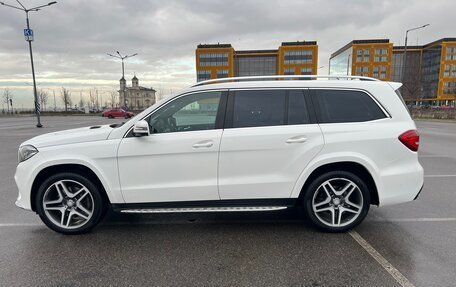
[388,82,403,91]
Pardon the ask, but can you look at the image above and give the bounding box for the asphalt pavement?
[0,116,455,286]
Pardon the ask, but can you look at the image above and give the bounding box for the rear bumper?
[414,184,424,200]
[377,159,424,207]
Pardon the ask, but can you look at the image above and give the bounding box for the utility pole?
[0,1,57,127]
[402,24,430,82]
[346,54,351,76]
[107,51,137,109]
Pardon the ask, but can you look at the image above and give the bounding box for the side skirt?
[112,198,297,214]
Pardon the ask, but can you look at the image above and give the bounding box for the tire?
[108,115,114,119]
[35,172,106,235]
[303,170,370,232]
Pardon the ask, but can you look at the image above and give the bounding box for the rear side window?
[315,90,386,123]
[288,90,310,125]
[232,90,286,128]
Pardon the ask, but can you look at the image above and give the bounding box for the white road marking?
[2,217,456,227]
[372,217,456,222]
[349,230,415,287]
[0,223,41,227]
[424,174,456,178]
[419,155,452,158]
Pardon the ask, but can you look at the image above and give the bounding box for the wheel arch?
[30,164,110,212]
[297,161,379,206]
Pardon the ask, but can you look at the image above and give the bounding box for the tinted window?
[288,90,310,125]
[315,90,386,123]
[148,91,221,133]
[233,90,286,128]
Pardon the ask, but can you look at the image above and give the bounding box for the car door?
[117,90,227,203]
[218,89,324,200]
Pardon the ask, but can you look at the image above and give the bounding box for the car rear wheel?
[35,172,106,234]
[304,171,370,232]
[108,114,114,119]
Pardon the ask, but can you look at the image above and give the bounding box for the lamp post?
[1,0,57,127]
[402,24,430,82]
[107,51,137,109]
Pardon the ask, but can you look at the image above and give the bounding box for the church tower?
[132,74,139,88]
[120,77,126,90]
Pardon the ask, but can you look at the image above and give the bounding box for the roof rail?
[191,75,380,88]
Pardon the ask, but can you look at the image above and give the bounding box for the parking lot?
[0,116,455,286]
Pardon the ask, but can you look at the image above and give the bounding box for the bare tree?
[38,89,49,111]
[2,88,13,114]
[89,90,96,109]
[156,85,165,101]
[60,87,72,112]
[79,91,85,108]
[95,88,100,110]
[110,91,118,108]
[402,71,423,102]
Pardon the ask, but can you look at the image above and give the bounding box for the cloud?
[0,0,454,108]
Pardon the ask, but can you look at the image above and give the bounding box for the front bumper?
[14,153,44,211]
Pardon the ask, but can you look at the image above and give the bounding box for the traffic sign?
[24,29,34,41]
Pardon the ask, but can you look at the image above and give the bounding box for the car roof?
[181,79,400,95]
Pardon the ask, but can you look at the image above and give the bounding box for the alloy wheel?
[311,178,363,227]
[42,179,94,229]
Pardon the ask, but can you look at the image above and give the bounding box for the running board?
[120,206,288,213]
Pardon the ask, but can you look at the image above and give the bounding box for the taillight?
[399,130,420,152]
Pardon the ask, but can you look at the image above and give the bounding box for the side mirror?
[133,120,150,137]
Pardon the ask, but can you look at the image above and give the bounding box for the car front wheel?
[35,172,106,234]
[304,171,370,232]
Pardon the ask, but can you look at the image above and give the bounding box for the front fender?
[29,140,124,207]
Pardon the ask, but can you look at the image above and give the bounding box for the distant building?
[195,41,319,81]
[329,38,456,104]
[119,75,156,110]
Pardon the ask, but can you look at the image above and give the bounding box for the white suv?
[15,75,424,234]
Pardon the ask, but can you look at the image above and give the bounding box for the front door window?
[147,91,222,133]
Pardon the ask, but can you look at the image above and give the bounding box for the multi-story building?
[119,75,156,110]
[330,38,456,104]
[329,39,393,81]
[195,41,318,82]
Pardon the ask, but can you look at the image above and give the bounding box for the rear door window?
[314,89,386,123]
[232,90,286,128]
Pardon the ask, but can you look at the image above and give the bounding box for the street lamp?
[402,24,430,82]
[0,0,57,127]
[107,51,137,109]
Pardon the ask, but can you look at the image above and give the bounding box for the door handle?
[192,140,214,148]
[286,136,307,144]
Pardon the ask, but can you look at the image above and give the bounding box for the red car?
[102,109,134,119]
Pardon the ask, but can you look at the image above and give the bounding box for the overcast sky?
[0,0,454,109]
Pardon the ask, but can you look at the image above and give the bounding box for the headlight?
[18,145,38,163]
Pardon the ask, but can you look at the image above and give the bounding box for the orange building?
[330,38,456,103]
[196,41,318,82]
